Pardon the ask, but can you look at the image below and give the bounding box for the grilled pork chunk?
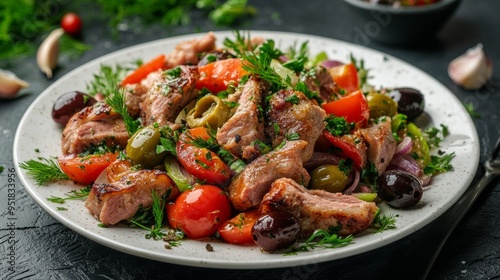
[302,65,340,103]
[123,70,163,117]
[61,102,128,155]
[260,178,378,237]
[359,117,397,175]
[164,32,216,69]
[85,159,179,226]
[216,76,268,160]
[140,65,199,127]
[266,89,326,161]
[228,140,311,211]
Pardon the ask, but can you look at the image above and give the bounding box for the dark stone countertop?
[1,0,499,279]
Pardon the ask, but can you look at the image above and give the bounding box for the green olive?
[309,165,349,193]
[367,93,398,118]
[126,125,166,168]
[186,95,230,128]
[175,99,196,125]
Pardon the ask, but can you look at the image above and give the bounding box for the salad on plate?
[20,31,454,254]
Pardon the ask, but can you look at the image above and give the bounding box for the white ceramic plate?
[13,31,479,269]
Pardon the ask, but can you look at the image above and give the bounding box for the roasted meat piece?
[228,140,311,211]
[359,117,397,175]
[140,65,199,127]
[61,102,128,155]
[85,159,179,226]
[260,178,378,237]
[216,76,268,160]
[164,32,216,69]
[123,70,163,117]
[266,89,326,161]
[302,65,340,103]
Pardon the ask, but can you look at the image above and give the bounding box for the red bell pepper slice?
[323,130,367,169]
[195,58,248,93]
[328,63,360,93]
[121,54,165,86]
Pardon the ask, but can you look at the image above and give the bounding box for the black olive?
[377,170,423,208]
[52,91,97,125]
[251,210,301,252]
[388,87,425,120]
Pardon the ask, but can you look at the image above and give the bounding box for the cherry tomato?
[218,209,264,245]
[196,58,248,93]
[167,185,232,239]
[60,13,82,36]
[58,153,118,185]
[121,54,166,86]
[328,63,359,93]
[322,90,370,127]
[176,127,230,185]
[323,131,367,169]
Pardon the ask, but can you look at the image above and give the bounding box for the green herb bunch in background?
[0,0,255,60]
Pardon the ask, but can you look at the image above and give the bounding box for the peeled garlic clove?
[448,44,493,90]
[37,28,65,79]
[0,69,30,99]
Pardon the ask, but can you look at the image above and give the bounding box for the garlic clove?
[0,69,30,99]
[37,28,65,79]
[448,43,493,90]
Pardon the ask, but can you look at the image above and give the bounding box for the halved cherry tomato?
[323,131,367,169]
[328,63,359,93]
[58,153,118,185]
[176,127,230,185]
[195,58,248,93]
[167,185,231,239]
[218,209,263,245]
[121,54,165,86]
[322,90,370,127]
[61,13,82,37]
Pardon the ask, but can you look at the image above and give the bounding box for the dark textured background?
[1,0,499,279]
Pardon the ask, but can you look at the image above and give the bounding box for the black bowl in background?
[342,0,461,46]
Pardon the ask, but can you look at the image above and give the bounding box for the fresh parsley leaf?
[424,152,455,175]
[284,94,300,105]
[325,116,355,137]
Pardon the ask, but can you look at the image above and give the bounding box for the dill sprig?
[371,212,397,233]
[47,186,92,204]
[105,88,141,136]
[286,228,353,255]
[186,129,246,174]
[87,64,134,97]
[19,157,69,186]
[129,190,166,240]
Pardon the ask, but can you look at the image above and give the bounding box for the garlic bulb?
[0,69,30,99]
[37,28,65,79]
[448,44,493,90]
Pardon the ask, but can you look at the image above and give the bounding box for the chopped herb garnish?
[165,66,182,78]
[19,157,69,185]
[325,115,355,137]
[286,132,300,141]
[425,124,449,148]
[424,152,455,175]
[286,228,353,255]
[47,186,91,204]
[129,190,166,240]
[371,211,397,233]
[105,88,141,136]
[285,94,300,105]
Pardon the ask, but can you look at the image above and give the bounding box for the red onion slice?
[387,154,422,178]
[343,168,360,195]
[320,60,344,69]
[394,136,413,157]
